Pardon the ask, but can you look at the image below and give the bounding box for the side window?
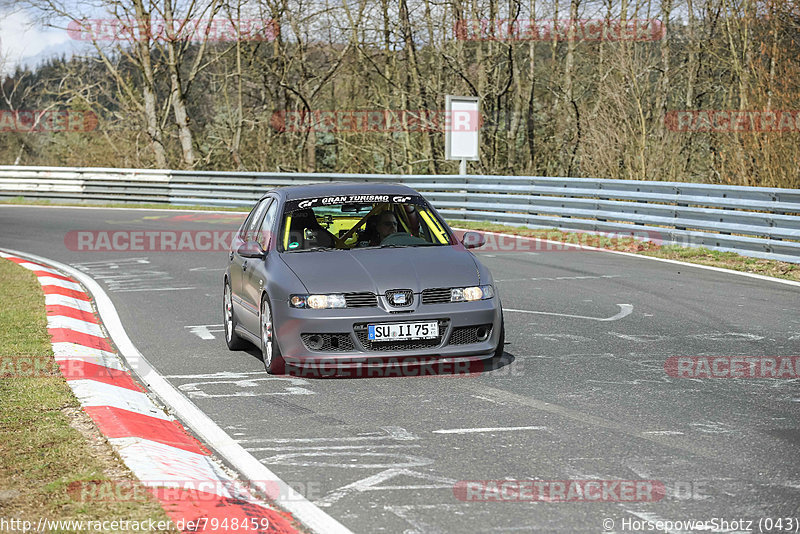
[239,200,267,240]
[242,199,272,242]
[256,201,278,249]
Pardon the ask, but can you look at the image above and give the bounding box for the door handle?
[242,261,248,272]
[229,251,234,261]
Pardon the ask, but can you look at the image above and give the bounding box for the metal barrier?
[1,166,799,263]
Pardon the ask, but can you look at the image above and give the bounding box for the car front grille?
[421,288,451,304]
[344,292,378,308]
[353,319,450,352]
[449,324,493,345]
[301,333,356,352]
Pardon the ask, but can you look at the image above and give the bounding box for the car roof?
[263,182,420,202]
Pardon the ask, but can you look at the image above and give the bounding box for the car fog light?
[476,326,490,341]
[306,334,324,350]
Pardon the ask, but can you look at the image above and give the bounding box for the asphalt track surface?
[2,204,799,533]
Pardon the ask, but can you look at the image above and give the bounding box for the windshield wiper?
[287,246,335,253]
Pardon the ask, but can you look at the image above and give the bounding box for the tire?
[261,296,285,375]
[492,317,505,360]
[223,279,247,351]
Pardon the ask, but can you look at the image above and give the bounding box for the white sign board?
[445,95,480,162]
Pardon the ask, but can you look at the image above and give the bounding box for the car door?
[230,198,271,329]
[241,198,280,334]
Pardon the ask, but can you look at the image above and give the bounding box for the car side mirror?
[461,231,486,249]
[238,241,266,259]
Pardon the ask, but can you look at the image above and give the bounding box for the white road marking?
[246,444,421,452]
[690,421,734,434]
[529,333,593,342]
[458,383,715,459]
[185,324,224,340]
[477,252,539,257]
[177,377,314,398]
[470,394,503,404]
[260,451,434,470]
[115,286,196,292]
[643,430,685,435]
[71,257,151,266]
[384,504,461,534]
[505,303,633,322]
[432,426,546,434]
[496,274,620,282]
[165,371,265,379]
[315,468,456,508]
[689,332,764,341]
[71,258,193,293]
[238,427,417,444]
[608,332,665,342]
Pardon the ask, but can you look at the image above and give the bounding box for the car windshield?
[279,195,453,252]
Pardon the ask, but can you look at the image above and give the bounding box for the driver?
[376,211,399,242]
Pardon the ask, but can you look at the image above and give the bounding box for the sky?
[0,1,690,78]
[0,8,83,76]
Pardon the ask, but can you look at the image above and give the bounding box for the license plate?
[368,321,438,341]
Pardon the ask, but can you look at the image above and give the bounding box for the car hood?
[280,246,480,294]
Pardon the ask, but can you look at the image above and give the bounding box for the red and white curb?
[0,250,352,534]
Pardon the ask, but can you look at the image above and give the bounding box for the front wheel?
[224,280,247,351]
[492,317,505,360]
[261,296,285,375]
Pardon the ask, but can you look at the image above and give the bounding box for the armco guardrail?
[1,166,799,263]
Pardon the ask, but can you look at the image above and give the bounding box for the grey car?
[223,183,504,375]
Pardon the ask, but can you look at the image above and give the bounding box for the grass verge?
[0,259,176,532]
[450,220,800,282]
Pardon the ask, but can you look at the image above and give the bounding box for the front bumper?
[270,296,502,364]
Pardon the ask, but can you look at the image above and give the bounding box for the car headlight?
[451,285,494,302]
[289,294,347,309]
